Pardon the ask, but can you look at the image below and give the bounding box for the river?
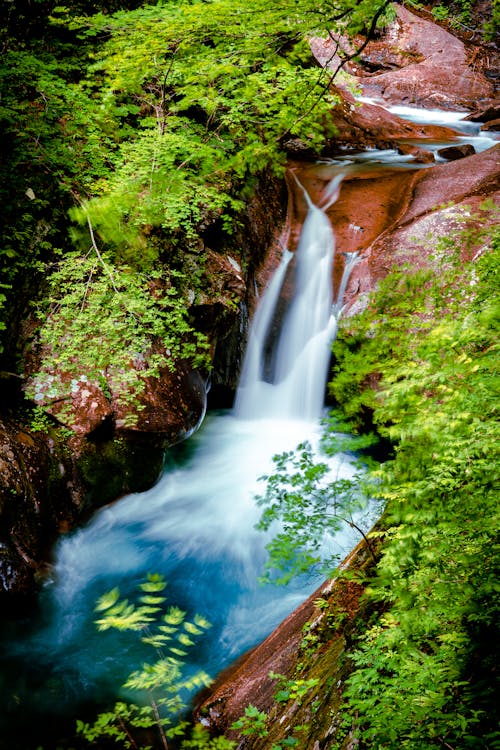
[0,104,497,750]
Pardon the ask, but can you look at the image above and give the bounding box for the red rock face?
[311,5,496,110]
[325,89,461,152]
[272,146,499,318]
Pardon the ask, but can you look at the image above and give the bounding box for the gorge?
[0,2,498,749]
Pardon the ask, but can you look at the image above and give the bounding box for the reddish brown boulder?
[350,5,495,109]
[113,361,207,441]
[326,89,459,152]
[482,118,500,131]
[467,105,500,124]
[437,143,476,160]
[312,6,496,111]
[342,145,500,308]
[24,359,207,442]
[397,142,435,163]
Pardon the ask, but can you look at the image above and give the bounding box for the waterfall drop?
[235,174,350,421]
[0,170,364,748]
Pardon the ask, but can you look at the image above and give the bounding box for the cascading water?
[235,173,351,420]
[0,174,364,749]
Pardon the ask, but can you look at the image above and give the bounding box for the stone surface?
[349,5,495,109]
[467,105,500,123]
[196,539,375,748]
[437,143,476,160]
[481,118,500,131]
[311,5,497,110]
[324,89,459,152]
[113,361,208,441]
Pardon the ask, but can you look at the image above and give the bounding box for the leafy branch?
[78,574,213,749]
[256,436,378,585]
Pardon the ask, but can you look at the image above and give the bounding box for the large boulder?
[323,88,458,153]
[314,5,496,110]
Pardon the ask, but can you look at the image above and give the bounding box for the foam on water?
[0,174,366,748]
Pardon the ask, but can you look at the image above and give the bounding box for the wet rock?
[325,88,458,153]
[437,143,476,160]
[481,118,500,131]
[395,144,500,226]
[320,5,495,110]
[397,142,435,163]
[24,357,207,442]
[113,361,207,442]
[466,105,500,123]
[0,411,170,602]
[196,539,376,747]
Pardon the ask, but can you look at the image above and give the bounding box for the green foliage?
[25,243,210,425]
[328,220,500,748]
[430,4,450,21]
[77,573,213,748]
[425,0,499,37]
[62,0,348,254]
[230,704,269,738]
[28,406,53,434]
[427,0,473,27]
[483,0,500,39]
[269,672,319,706]
[255,434,377,584]
[180,724,235,749]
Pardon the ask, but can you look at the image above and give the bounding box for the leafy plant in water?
[256,433,378,585]
[77,573,213,749]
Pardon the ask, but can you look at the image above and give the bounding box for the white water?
[0,176,366,735]
[235,174,350,420]
[355,97,500,157]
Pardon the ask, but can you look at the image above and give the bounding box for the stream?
[0,104,497,750]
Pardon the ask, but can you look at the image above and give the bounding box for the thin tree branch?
[85,214,120,295]
[150,696,169,750]
[278,0,392,142]
[117,716,141,750]
[335,514,378,564]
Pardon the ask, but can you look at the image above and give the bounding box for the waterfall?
[0,170,365,747]
[235,173,354,421]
